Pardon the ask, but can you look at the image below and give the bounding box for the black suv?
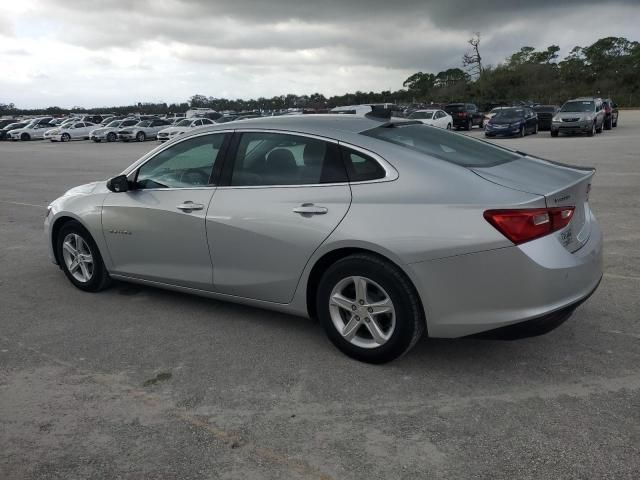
[532,105,559,131]
[602,99,619,129]
[444,103,484,130]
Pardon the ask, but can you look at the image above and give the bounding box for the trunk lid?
[471,156,594,252]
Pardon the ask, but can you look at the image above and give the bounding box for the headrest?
[303,141,326,166]
[266,149,297,173]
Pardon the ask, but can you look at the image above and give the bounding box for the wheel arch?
[50,215,95,265]
[304,246,427,334]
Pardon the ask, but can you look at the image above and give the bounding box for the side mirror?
[106,174,130,193]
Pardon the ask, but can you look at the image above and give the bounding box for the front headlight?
[552,117,561,123]
[510,122,521,128]
[585,116,593,122]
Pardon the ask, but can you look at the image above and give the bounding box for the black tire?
[478,118,484,129]
[596,121,603,134]
[587,122,595,137]
[446,123,451,130]
[519,126,525,137]
[55,221,111,292]
[466,119,472,131]
[21,133,30,141]
[604,117,612,130]
[136,131,145,142]
[316,254,425,364]
[107,132,116,142]
[533,123,538,134]
[93,138,101,143]
[61,133,71,142]
[551,130,558,137]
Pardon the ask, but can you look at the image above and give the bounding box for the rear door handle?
[177,201,204,212]
[293,204,328,215]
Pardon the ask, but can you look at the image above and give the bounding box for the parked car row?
[483,97,619,138]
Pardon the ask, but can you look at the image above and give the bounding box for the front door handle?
[177,201,204,212]
[293,204,328,215]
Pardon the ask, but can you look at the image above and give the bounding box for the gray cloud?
[1,0,639,107]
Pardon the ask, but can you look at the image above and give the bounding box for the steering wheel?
[179,169,210,185]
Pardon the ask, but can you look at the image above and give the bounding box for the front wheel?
[136,131,146,142]
[56,221,111,292]
[587,122,595,137]
[551,130,559,137]
[519,126,525,137]
[316,254,425,364]
[446,123,451,130]
[107,132,116,142]
[61,133,71,142]
[20,133,30,141]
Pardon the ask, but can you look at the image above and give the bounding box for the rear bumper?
[407,212,603,338]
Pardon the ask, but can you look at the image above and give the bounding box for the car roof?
[187,114,386,137]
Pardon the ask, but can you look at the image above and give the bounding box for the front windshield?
[561,101,594,112]
[175,119,192,127]
[494,109,525,120]
[106,121,122,128]
[408,111,434,120]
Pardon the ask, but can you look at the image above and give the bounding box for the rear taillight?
[458,112,467,117]
[484,207,575,245]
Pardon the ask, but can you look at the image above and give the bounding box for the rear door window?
[229,132,347,186]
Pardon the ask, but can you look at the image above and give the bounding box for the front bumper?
[407,212,603,338]
[551,121,591,134]
[118,133,135,140]
[485,125,520,137]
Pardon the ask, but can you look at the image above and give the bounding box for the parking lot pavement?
[1,115,639,479]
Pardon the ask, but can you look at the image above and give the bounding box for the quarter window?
[230,132,347,186]
[342,148,386,182]
[136,134,226,189]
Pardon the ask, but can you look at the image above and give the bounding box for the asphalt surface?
[1,114,639,479]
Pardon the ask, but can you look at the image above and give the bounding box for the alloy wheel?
[61,233,94,283]
[329,276,396,349]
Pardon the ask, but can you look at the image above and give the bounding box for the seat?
[265,149,298,184]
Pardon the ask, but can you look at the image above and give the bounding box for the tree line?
[1,35,638,116]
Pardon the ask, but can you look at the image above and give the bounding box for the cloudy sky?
[1,0,638,108]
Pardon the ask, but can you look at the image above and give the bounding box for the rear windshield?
[444,104,465,113]
[361,123,520,168]
[408,111,434,119]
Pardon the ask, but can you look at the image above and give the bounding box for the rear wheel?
[56,221,111,292]
[316,254,425,364]
[136,131,146,142]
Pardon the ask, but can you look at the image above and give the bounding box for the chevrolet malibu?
[45,115,602,363]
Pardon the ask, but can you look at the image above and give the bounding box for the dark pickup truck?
[444,103,484,130]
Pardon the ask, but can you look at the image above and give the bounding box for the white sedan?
[406,109,453,129]
[118,119,171,142]
[7,121,52,141]
[50,122,97,142]
[156,118,215,142]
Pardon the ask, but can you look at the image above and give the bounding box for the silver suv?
[551,97,605,137]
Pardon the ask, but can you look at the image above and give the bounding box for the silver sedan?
[44,115,603,363]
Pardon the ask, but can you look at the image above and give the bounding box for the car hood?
[63,181,109,197]
[490,117,523,125]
